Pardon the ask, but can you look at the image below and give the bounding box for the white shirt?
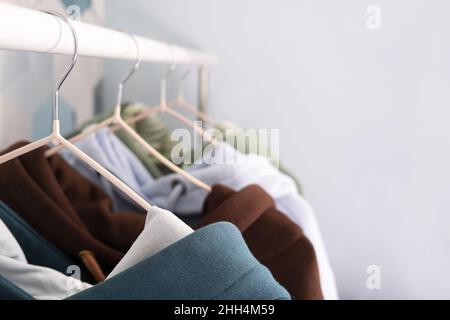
[107,206,193,279]
[0,219,92,299]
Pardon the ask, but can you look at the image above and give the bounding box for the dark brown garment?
[197,184,323,300]
[0,142,145,274]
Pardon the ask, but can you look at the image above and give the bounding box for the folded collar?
[199,184,275,232]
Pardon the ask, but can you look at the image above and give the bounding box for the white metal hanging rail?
[0,3,217,65]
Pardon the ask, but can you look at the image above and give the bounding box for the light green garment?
[68,102,175,178]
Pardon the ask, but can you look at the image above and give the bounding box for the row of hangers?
[0,11,218,212]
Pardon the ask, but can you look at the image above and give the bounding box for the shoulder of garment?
[196,183,323,300]
[69,222,291,300]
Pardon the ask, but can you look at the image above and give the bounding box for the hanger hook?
[178,67,192,100]
[116,32,141,111]
[41,10,78,122]
[161,44,177,107]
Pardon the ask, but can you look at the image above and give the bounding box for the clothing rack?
[0,3,217,65]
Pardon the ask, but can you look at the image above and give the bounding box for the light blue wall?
[103,0,450,299]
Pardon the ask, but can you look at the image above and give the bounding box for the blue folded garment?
[69,222,290,300]
[0,274,33,300]
[0,219,289,300]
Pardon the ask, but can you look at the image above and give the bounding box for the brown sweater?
[197,184,323,300]
[0,142,145,274]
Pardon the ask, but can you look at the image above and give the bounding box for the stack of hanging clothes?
[0,103,337,300]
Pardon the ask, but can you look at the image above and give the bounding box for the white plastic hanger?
[45,31,211,192]
[0,11,151,211]
[116,48,217,145]
[168,68,216,127]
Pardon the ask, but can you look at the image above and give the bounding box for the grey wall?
[103,0,450,299]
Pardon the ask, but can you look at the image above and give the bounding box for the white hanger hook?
[160,44,177,107]
[178,67,192,100]
[41,10,78,122]
[116,32,142,114]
